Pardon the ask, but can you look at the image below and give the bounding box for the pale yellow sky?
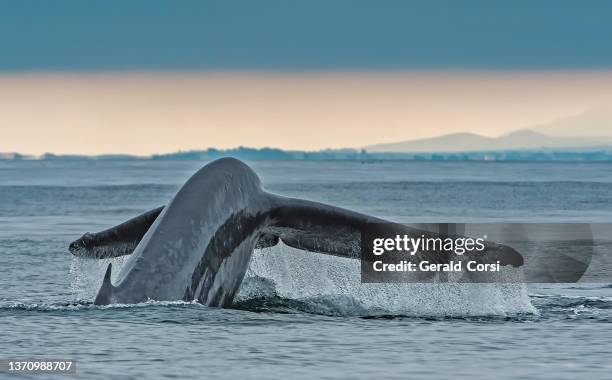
[1,71,611,155]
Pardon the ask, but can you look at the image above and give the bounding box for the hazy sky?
[1,2,611,154]
[2,71,611,155]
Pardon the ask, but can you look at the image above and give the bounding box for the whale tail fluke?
[73,197,525,268]
[94,263,116,305]
[69,206,164,259]
[266,195,525,268]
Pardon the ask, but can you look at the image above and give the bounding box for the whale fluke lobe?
[70,158,526,307]
[267,196,524,267]
[94,263,115,305]
[69,206,164,259]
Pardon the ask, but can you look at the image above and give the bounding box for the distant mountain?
[364,130,612,153]
[532,103,612,137]
[366,103,612,153]
[3,104,612,161]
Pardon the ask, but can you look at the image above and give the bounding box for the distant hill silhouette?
[366,103,612,153]
[3,104,612,161]
[3,145,612,162]
[365,130,612,153]
[532,103,612,137]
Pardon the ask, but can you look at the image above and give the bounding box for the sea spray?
[69,255,126,302]
[240,242,536,317]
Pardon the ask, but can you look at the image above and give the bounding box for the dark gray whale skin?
[69,158,523,307]
[69,207,164,259]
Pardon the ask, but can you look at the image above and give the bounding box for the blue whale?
[69,158,523,307]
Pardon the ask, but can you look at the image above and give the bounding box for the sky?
[3,1,612,71]
[1,1,612,154]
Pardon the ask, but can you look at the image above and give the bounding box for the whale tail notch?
[94,263,116,305]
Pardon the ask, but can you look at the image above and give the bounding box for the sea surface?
[1,160,611,379]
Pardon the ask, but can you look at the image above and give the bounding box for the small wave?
[0,299,206,313]
[0,301,93,312]
[233,294,538,320]
[531,295,612,309]
[233,294,384,316]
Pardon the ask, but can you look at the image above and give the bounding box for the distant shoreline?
[3,147,612,162]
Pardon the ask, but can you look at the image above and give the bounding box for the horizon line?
[3,128,612,157]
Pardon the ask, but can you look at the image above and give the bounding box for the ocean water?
[1,160,611,379]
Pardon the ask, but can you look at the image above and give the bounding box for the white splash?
[239,241,536,317]
[69,255,127,301]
